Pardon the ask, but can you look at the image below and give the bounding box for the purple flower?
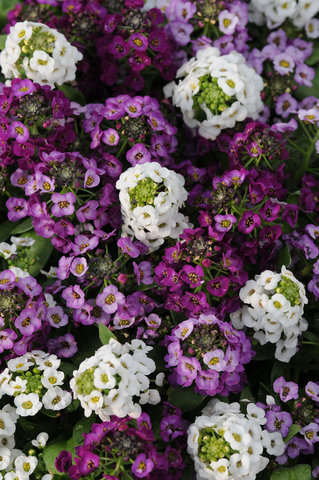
[207,276,230,297]
[62,285,85,308]
[126,144,151,166]
[117,237,141,258]
[47,306,68,328]
[181,265,204,288]
[102,128,120,146]
[295,65,314,88]
[170,21,193,46]
[305,381,319,403]
[51,192,76,217]
[282,204,299,228]
[50,333,77,358]
[77,451,99,475]
[0,329,18,352]
[72,235,99,255]
[195,369,220,394]
[238,211,261,234]
[12,79,36,97]
[273,53,295,74]
[265,410,292,437]
[129,33,148,51]
[133,261,153,285]
[96,285,125,314]
[108,36,130,58]
[260,199,281,222]
[203,350,226,372]
[300,423,319,444]
[70,258,88,277]
[84,168,100,188]
[131,453,154,478]
[15,308,41,335]
[0,270,16,289]
[6,197,29,221]
[176,356,200,385]
[18,277,42,297]
[273,377,299,402]
[219,10,239,34]
[214,214,237,233]
[8,121,29,143]
[148,30,167,52]
[55,451,73,473]
[128,52,151,72]
[276,93,298,118]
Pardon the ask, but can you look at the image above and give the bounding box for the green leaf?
[240,385,255,402]
[276,245,292,270]
[180,468,195,480]
[57,84,86,106]
[303,331,319,343]
[65,399,80,413]
[99,323,117,345]
[284,424,301,444]
[59,361,76,377]
[270,464,311,480]
[170,310,186,326]
[0,34,7,50]
[73,413,96,444]
[43,437,76,476]
[168,385,204,414]
[23,229,53,277]
[147,345,167,371]
[11,217,33,235]
[271,361,285,386]
[0,219,19,242]
[306,43,319,66]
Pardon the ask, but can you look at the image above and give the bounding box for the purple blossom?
[273,377,299,402]
[265,410,292,437]
[49,333,77,358]
[8,121,29,143]
[295,64,315,87]
[0,270,16,289]
[62,285,85,309]
[6,197,29,221]
[214,214,237,233]
[70,258,88,277]
[276,93,298,118]
[102,128,120,146]
[126,144,151,166]
[181,265,204,288]
[0,329,18,352]
[12,79,36,97]
[207,276,230,297]
[15,308,41,335]
[129,33,148,51]
[238,211,261,234]
[96,285,125,314]
[51,192,76,217]
[55,451,73,473]
[300,423,319,444]
[273,53,295,74]
[47,306,68,328]
[131,453,154,478]
[72,235,99,255]
[133,261,153,285]
[77,451,99,475]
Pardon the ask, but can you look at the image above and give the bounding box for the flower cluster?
[163,313,255,396]
[0,21,83,88]
[231,266,308,362]
[187,399,284,480]
[249,0,319,30]
[164,47,264,140]
[70,338,160,419]
[117,162,190,251]
[0,350,72,415]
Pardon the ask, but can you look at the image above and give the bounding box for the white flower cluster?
[142,0,171,12]
[248,0,319,31]
[70,338,160,420]
[0,21,83,88]
[0,236,35,260]
[0,351,72,415]
[230,266,308,363]
[0,409,52,480]
[163,47,264,140]
[116,162,191,252]
[187,399,285,480]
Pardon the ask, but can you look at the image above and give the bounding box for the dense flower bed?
[0,0,319,479]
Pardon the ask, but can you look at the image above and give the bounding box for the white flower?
[139,389,161,405]
[6,377,27,396]
[42,387,72,411]
[7,357,32,373]
[9,267,29,278]
[155,372,165,386]
[10,22,33,44]
[0,434,15,450]
[31,432,49,448]
[211,459,230,479]
[84,391,103,411]
[40,267,57,279]
[15,455,38,477]
[246,403,267,425]
[267,294,290,316]
[30,51,55,75]
[0,447,11,470]
[93,366,116,390]
[229,453,250,476]
[256,270,281,290]
[14,393,42,417]
[0,243,16,259]
[36,355,61,370]
[0,411,16,436]
[10,237,35,247]
[266,432,285,455]
[224,424,251,450]
[41,368,64,389]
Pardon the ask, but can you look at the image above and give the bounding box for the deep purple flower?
[108,36,130,58]
[260,199,281,222]
[8,121,29,143]
[12,79,36,97]
[128,52,151,72]
[55,450,73,473]
[176,356,200,385]
[181,265,204,288]
[126,144,151,166]
[62,285,85,308]
[214,214,237,233]
[148,30,167,52]
[282,204,299,228]
[51,192,76,217]
[238,211,261,234]
[131,453,154,478]
[118,237,141,258]
[207,276,230,297]
[96,285,125,314]
[77,451,99,476]
[273,377,299,402]
[129,33,148,51]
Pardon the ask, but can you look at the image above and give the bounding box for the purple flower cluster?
[163,313,254,396]
[56,412,187,480]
